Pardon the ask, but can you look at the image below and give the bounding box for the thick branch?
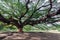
[48,0,52,13]
[19,0,30,20]
[0,14,23,28]
[0,14,10,24]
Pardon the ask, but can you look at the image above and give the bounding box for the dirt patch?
[0,32,60,40]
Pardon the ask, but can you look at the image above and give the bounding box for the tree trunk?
[14,23,24,33]
[18,28,23,33]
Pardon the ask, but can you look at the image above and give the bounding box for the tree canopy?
[0,0,60,32]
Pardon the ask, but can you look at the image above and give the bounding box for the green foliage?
[23,25,32,32]
[0,22,17,32]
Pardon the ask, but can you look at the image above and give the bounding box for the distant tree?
[0,0,60,32]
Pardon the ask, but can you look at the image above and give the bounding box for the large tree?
[0,0,60,32]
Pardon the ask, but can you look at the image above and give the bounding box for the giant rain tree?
[0,0,60,32]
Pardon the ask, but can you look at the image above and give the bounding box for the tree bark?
[18,28,23,33]
[14,23,24,32]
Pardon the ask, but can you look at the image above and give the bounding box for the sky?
[57,0,60,2]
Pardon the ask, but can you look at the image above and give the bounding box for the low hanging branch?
[0,14,22,27]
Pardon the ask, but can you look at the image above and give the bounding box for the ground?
[0,32,60,40]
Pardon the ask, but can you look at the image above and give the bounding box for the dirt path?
[0,32,60,40]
